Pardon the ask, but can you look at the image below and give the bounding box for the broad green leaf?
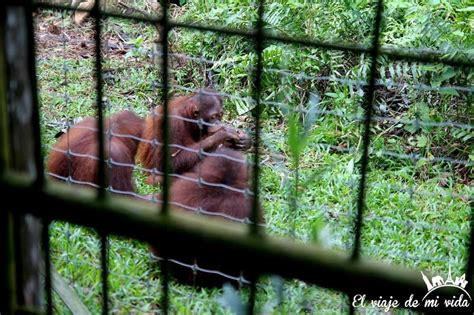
[438,67,457,82]
[439,87,460,97]
[416,135,428,148]
[404,123,418,134]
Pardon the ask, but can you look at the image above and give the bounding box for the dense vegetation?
[36,0,472,313]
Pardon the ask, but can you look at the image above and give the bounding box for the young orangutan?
[149,148,264,287]
[136,89,250,185]
[47,110,144,193]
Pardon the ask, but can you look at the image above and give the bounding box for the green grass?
[35,1,473,314]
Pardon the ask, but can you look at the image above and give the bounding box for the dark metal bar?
[0,0,7,177]
[247,276,258,315]
[91,1,109,313]
[160,258,170,315]
[248,0,265,312]
[351,0,384,261]
[465,73,474,296]
[1,174,460,312]
[250,0,264,238]
[469,211,474,300]
[379,46,474,68]
[4,2,47,312]
[41,219,53,315]
[25,0,44,189]
[26,3,51,312]
[0,10,15,313]
[100,234,109,315]
[463,63,474,297]
[0,211,16,315]
[93,0,106,197]
[159,2,171,216]
[159,0,170,313]
[32,2,474,68]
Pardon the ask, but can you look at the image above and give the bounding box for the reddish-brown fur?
[169,148,261,221]
[150,148,264,287]
[136,89,240,184]
[47,111,144,193]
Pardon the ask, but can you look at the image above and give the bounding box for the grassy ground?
[35,1,472,314]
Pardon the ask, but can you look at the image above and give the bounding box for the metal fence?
[1,0,473,314]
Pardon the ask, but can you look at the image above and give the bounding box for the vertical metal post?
[42,219,53,315]
[93,1,106,197]
[0,9,16,303]
[466,203,474,298]
[465,80,474,297]
[91,0,109,313]
[349,1,383,312]
[247,0,265,313]
[159,1,170,313]
[25,1,52,312]
[2,1,49,313]
[250,0,264,237]
[351,0,384,260]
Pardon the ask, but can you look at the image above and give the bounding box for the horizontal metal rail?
[0,172,459,312]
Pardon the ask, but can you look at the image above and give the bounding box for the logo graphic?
[421,267,471,302]
[351,267,472,311]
